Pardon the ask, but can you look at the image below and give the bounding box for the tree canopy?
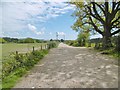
[71,0,120,49]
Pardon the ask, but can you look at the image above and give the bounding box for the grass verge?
[91,47,120,61]
[2,49,48,90]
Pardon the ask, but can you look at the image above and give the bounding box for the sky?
[0,0,102,40]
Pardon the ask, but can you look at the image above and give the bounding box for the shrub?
[2,49,48,80]
[0,38,7,43]
[47,42,58,49]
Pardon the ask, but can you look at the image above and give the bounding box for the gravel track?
[14,43,118,88]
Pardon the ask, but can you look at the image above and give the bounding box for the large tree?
[71,0,120,49]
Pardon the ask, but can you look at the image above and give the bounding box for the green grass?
[100,49,120,59]
[1,42,57,89]
[2,49,49,89]
[2,67,31,90]
[85,43,95,47]
[86,42,120,60]
[2,68,25,89]
[0,43,47,59]
[92,46,120,60]
[91,43,95,47]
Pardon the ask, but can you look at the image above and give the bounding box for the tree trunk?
[102,26,112,49]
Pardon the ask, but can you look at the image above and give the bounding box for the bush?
[115,36,120,52]
[2,49,48,80]
[65,40,80,47]
[72,41,79,47]
[0,38,7,43]
[2,42,57,80]
[47,42,58,49]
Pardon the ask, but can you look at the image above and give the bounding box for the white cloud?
[1,0,70,2]
[1,1,75,37]
[28,24,44,35]
[57,32,65,36]
[49,32,52,35]
[28,24,37,32]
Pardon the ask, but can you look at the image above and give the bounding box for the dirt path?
[14,43,118,88]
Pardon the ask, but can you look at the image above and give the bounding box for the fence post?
[16,51,18,55]
[49,44,50,49]
[41,45,42,50]
[33,46,34,52]
[15,51,19,60]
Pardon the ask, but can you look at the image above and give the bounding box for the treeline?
[90,36,118,44]
[65,36,119,48]
[0,37,47,43]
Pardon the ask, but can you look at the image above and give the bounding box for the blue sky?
[0,0,102,40]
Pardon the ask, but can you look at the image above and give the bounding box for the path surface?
[14,43,118,88]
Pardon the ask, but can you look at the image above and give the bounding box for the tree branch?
[105,1,109,14]
[112,1,116,14]
[92,2,105,24]
[89,16,103,35]
[94,2,105,15]
[112,21,120,28]
[110,1,120,23]
[115,1,120,10]
[112,16,120,25]
[112,1,120,16]
[86,5,104,24]
[82,22,92,25]
[111,29,120,35]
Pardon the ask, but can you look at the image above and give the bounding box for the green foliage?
[2,73,20,89]
[90,35,120,59]
[70,1,120,49]
[2,37,46,43]
[3,37,18,43]
[20,38,35,43]
[71,1,120,34]
[60,39,64,42]
[2,49,48,89]
[0,38,7,43]
[72,41,79,47]
[50,39,53,41]
[94,46,120,60]
[19,38,46,43]
[1,43,47,58]
[65,30,90,47]
[114,36,120,52]
[47,42,58,49]
[2,42,58,89]
[65,40,79,47]
[77,31,90,46]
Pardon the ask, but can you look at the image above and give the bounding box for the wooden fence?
[15,42,57,55]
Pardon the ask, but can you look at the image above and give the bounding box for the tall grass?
[1,43,47,58]
[2,42,58,89]
[2,49,48,89]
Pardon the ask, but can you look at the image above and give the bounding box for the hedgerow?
[1,42,58,89]
[2,50,48,80]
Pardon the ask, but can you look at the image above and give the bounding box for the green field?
[1,43,47,58]
[1,42,57,89]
